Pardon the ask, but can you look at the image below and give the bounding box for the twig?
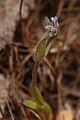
[57,70,63,112]
[6,97,15,120]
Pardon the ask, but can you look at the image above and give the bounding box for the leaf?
[29,84,34,97]
[25,85,53,120]
[35,39,46,62]
[23,99,39,110]
[43,102,52,114]
[34,87,44,104]
[38,111,46,120]
[29,85,44,104]
[38,102,53,120]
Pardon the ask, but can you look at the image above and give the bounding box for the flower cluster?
[44,16,59,37]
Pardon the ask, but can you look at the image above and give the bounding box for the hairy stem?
[31,60,39,87]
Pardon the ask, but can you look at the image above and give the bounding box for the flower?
[50,16,59,27]
[44,16,59,37]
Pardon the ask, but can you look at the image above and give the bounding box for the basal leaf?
[23,99,39,110]
[29,84,44,104]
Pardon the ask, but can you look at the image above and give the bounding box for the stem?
[31,60,39,87]
[19,0,24,21]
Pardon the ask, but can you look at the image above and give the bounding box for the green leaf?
[38,102,53,120]
[37,101,53,120]
[43,102,52,114]
[34,87,44,104]
[23,99,39,110]
[29,85,44,104]
[29,84,35,97]
[35,39,46,61]
[38,111,46,120]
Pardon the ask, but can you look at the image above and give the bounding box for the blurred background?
[0,0,80,120]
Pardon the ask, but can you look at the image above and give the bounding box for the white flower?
[50,16,59,27]
[44,16,59,37]
[51,16,58,22]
